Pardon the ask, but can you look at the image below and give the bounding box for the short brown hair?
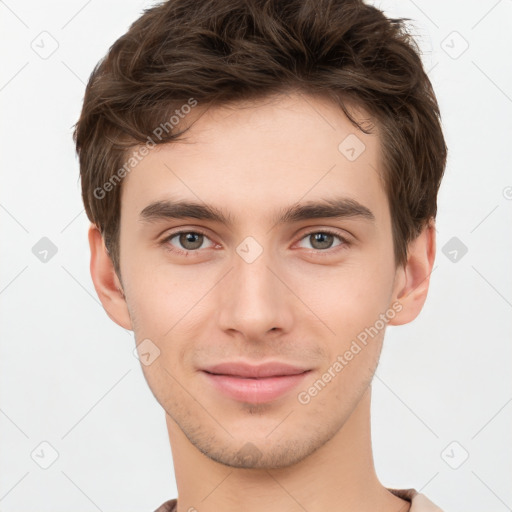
[74,0,447,278]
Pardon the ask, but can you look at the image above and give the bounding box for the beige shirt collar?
[155,488,445,512]
[389,488,445,511]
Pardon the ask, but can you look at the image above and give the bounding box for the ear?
[88,223,133,330]
[388,219,436,326]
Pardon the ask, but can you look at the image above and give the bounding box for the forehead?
[119,93,388,228]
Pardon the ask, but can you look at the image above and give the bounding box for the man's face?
[118,93,402,468]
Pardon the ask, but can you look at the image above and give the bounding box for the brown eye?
[309,232,335,250]
[163,230,215,254]
[178,232,204,250]
[297,230,347,251]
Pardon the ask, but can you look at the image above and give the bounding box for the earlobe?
[388,220,436,326]
[88,224,133,330]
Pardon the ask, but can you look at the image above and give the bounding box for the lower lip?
[202,371,311,403]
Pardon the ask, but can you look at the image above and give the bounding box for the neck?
[166,386,409,512]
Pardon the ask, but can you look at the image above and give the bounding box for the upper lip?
[202,361,310,378]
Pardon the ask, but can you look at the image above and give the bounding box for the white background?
[0,1,511,511]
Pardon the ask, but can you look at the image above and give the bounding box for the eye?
[160,228,350,257]
[296,229,350,252]
[162,230,215,255]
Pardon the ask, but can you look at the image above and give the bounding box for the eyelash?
[160,228,351,257]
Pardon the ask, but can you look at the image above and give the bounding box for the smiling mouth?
[202,365,311,403]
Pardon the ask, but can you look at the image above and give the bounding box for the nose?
[216,245,294,341]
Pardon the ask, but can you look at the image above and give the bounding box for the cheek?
[124,259,206,337]
[297,270,390,403]
[290,262,395,393]
[298,259,394,335]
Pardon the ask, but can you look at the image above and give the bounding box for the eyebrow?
[139,197,375,227]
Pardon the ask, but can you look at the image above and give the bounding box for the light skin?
[89,93,435,512]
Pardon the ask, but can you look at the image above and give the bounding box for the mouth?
[200,361,312,403]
